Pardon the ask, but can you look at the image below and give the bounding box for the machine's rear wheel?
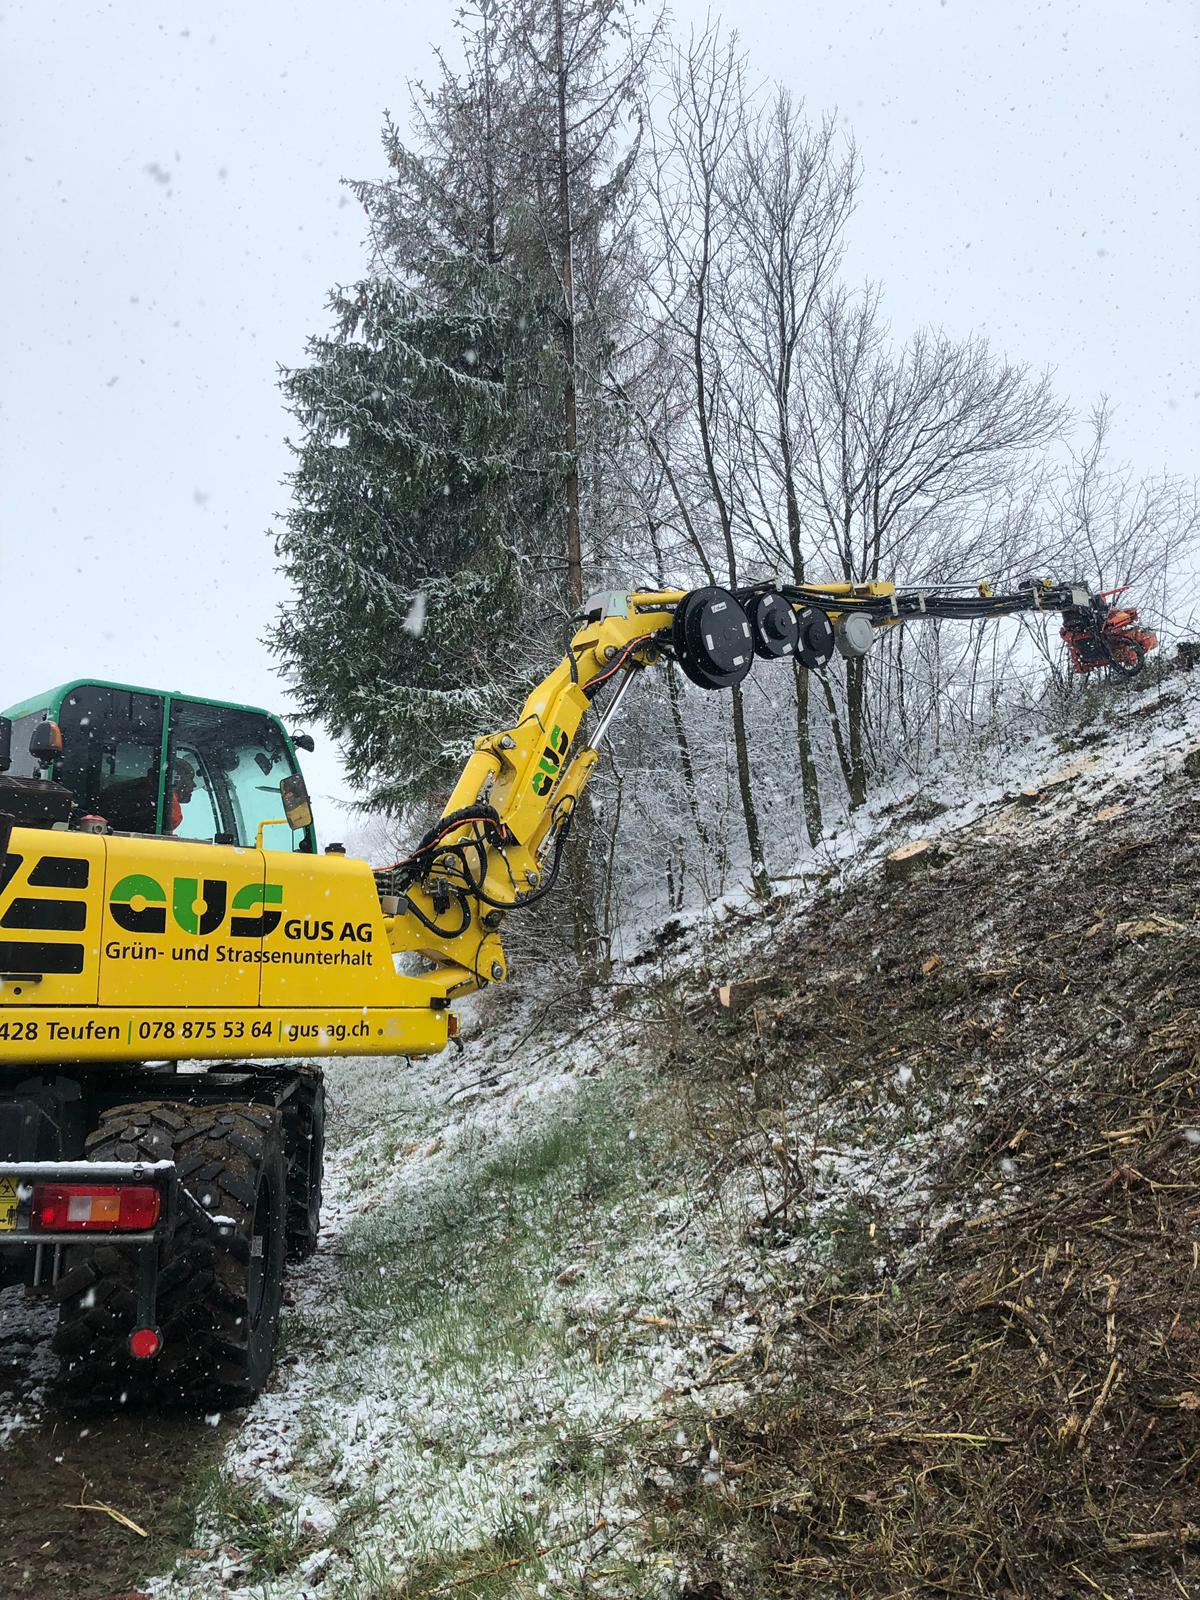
[284,1065,325,1259]
[54,1100,287,1408]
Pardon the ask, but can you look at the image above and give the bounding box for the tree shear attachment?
[1060,588,1158,676]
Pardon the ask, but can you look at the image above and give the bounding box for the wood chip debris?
[1114,914,1187,940]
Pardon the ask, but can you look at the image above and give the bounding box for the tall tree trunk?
[482,4,499,264]
[782,457,822,846]
[666,664,709,852]
[551,0,590,973]
[730,682,768,895]
[651,522,709,858]
[553,0,583,608]
[818,669,853,795]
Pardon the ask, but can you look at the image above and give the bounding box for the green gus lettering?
[531,726,570,797]
[109,875,283,939]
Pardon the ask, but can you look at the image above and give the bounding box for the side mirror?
[279,772,313,831]
[29,720,63,767]
[0,718,10,774]
[292,731,316,754]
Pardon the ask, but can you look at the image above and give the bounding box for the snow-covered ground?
[148,678,1198,1598]
[149,994,776,1598]
[2,676,1195,1598]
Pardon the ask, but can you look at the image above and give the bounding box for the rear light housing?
[129,1326,163,1359]
[31,1183,161,1233]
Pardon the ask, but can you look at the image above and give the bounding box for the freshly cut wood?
[1019,771,1081,807]
[1115,914,1186,941]
[717,975,781,1014]
[885,839,940,880]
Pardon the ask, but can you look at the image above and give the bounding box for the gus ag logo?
[531,725,570,797]
[109,874,283,939]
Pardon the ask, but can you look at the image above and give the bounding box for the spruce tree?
[273,260,564,813]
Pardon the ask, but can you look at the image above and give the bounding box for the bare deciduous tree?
[795,288,1067,803]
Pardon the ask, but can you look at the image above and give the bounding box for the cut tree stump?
[717,976,782,1014]
[884,840,941,880]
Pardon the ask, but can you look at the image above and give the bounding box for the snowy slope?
[146,678,1200,1598]
[3,677,1194,1598]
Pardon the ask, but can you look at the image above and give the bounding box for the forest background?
[272,0,1199,973]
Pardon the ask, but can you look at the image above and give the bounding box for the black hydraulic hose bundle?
[375,796,574,936]
[772,579,1082,624]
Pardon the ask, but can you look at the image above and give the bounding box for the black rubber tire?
[53,1100,287,1409]
[283,1065,325,1260]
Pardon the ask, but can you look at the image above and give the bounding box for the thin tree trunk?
[482,5,498,264]
[650,521,710,857]
[665,665,709,852]
[818,669,853,794]
[598,764,623,979]
[729,681,768,893]
[550,0,589,970]
[792,661,822,847]
[782,460,822,845]
[846,655,867,807]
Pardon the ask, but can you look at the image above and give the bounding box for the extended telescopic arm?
[378,578,1155,998]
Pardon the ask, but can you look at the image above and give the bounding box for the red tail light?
[31,1183,161,1232]
[129,1327,163,1359]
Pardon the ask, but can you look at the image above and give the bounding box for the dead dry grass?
[640,752,1200,1598]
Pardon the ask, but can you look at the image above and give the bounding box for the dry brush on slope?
[634,711,1200,1599]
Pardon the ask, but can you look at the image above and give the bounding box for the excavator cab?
[0,680,317,853]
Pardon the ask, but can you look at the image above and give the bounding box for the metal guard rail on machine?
[378,578,1157,997]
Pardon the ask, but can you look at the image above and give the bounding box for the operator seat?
[96,770,158,833]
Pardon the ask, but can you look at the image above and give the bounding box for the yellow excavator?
[0,578,1155,1403]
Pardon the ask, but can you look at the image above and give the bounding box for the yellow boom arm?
[385,573,1152,999]
[380,590,684,993]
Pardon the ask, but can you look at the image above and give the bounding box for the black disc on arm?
[747,591,800,659]
[795,607,835,670]
[672,587,755,691]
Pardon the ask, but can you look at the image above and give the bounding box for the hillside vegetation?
[2,681,1195,1600]
[120,676,1195,1600]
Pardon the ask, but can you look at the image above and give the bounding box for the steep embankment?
[1,678,1197,1600]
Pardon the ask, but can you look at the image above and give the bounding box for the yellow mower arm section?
[383,572,1154,1003]
[381,591,685,995]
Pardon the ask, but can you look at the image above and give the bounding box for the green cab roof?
[3,678,281,723]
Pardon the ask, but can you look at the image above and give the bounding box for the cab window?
[4,712,47,779]
[55,686,165,832]
[167,700,306,851]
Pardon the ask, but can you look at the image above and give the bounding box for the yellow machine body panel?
[0,831,106,1007]
[258,852,415,1009]
[97,836,263,1009]
[0,825,449,1065]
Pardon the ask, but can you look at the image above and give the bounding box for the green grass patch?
[193,1466,323,1578]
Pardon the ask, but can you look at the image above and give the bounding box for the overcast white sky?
[1,0,1196,825]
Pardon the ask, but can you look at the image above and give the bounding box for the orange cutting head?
[1061,589,1157,676]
